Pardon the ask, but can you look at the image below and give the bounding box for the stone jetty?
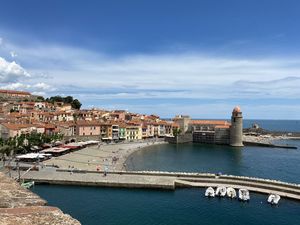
[14,169,300,201]
[0,172,81,225]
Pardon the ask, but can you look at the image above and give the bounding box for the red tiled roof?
[0,89,31,95]
[190,120,230,125]
[1,123,42,130]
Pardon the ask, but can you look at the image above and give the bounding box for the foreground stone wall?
[0,172,81,225]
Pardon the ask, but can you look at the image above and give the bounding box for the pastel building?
[126,125,142,140]
[75,121,101,136]
[0,123,45,139]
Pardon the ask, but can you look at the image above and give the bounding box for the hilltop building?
[0,89,39,101]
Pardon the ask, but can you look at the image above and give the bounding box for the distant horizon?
[1,0,300,119]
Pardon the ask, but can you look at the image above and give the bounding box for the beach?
[43,141,167,172]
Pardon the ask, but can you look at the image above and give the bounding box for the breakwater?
[243,141,298,149]
[15,170,300,201]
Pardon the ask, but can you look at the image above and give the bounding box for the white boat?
[205,187,215,197]
[21,181,35,189]
[216,186,227,197]
[267,194,280,205]
[226,187,237,198]
[238,189,250,201]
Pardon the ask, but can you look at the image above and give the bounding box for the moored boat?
[205,187,215,197]
[267,194,280,205]
[216,186,227,197]
[226,187,237,198]
[238,189,250,201]
[21,181,35,189]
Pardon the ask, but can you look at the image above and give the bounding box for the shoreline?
[120,141,168,171]
[43,140,167,172]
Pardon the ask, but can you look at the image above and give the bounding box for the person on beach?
[104,165,108,176]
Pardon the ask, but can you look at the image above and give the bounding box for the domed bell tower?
[230,106,243,147]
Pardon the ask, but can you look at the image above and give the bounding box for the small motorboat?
[226,187,237,198]
[205,187,215,197]
[216,186,227,197]
[267,194,280,205]
[238,189,250,201]
[21,181,35,189]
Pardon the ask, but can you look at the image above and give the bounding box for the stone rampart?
[165,133,193,144]
[0,172,81,225]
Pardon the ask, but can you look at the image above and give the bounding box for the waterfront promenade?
[13,169,300,201]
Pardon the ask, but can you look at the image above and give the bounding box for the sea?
[33,120,300,225]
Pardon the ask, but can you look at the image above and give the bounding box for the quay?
[13,169,300,201]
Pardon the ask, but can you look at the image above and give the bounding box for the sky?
[0,0,300,119]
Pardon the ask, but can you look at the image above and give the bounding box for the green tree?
[172,128,182,137]
[71,99,82,109]
[36,96,45,102]
[64,96,73,103]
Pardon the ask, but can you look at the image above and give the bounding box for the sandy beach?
[43,141,167,172]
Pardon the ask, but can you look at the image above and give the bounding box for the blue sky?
[0,0,300,119]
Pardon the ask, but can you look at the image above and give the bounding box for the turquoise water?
[33,120,300,225]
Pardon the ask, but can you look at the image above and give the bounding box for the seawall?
[15,170,300,201]
[165,133,193,144]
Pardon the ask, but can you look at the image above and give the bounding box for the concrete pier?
[14,169,300,201]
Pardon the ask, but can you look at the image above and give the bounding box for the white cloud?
[2,39,300,101]
[1,34,300,118]
[10,51,17,58]
[31,91,46,96]
[32,82,55,91]
[3,37,300,100]
[0,57,30,82]
[0,82,30,90]
[0,82,55,95]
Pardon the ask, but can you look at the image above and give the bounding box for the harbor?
[2,128,300,225]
